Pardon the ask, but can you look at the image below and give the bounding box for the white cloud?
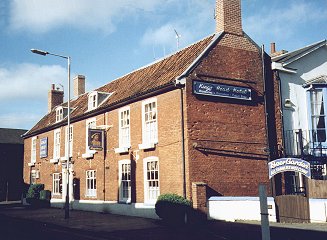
[0,112,41,130]
[244,1,327,42]
[8,0,173,34]
[140,0,213,54]
[0,63,66,101]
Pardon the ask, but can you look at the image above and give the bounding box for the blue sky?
[0,0,326,130]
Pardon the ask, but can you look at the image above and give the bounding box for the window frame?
[83,118,96,157]
[85,170,97,198]
[30,136,37,164]
[55,106,64,122]
[307,88,327,147]
[139,98,158,149]
[65,125,73,159]
[88,91,98,111]
[53,129,61,160]
[143,157,160,205]
[52,172,62,196]
[118,159,132,203]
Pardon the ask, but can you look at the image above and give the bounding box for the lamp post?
[31,48,71,219]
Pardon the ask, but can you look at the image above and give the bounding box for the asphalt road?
[0,203,327,240]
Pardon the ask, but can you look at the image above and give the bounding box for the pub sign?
[268,158,311,179]
[193,80,252,101]
[88,129,104,150]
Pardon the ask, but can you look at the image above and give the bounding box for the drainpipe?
[262,45,274,197]
[176,78,187,199]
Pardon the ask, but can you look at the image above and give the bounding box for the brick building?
[23,0,276,217]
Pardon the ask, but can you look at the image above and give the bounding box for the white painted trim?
[114,147,129,154]
[53,128,61,160]
[118,159,132,203]
[30,136,37,164]
[143,156,160,205]
[140,98,158,148]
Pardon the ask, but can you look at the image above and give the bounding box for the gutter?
[271,62,297,74]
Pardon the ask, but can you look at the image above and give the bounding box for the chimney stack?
[48,84,64,113]
[216,0,243,36]
[73,75,85,97]
[270,43,276,55]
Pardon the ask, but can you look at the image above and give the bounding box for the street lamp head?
[31,49,49,56]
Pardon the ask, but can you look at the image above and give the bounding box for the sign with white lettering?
[268,158,311,179]
[193,80,252,100]
[40,137,48,158]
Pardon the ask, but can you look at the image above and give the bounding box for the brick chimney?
[73,75,85,97]
[48,84,64,113]
[216,0,243,36]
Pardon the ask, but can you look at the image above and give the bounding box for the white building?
[272,40,327,192]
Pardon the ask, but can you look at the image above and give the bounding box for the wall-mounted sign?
[268,158,311,179]
[40,137,48,158]
[88,129,104,150]
[193,80,252,101]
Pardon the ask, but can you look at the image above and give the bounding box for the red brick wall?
[23,89,184,203]
[184,33,270,198]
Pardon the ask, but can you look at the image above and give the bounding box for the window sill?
[28,162,35,167]
[82,150,96,159]
[138,142,156,150]
[114,147,130,154]
[119,199,131,204]
[50,158,59,163]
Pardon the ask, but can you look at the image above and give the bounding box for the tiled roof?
[0,128,27,144]
[25,34,216,137]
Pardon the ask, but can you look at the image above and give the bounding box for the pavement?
[0,201,326,240]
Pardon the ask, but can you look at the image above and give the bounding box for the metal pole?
[6,181,9,202]
[259,184,271,240]
[65,56,71,219]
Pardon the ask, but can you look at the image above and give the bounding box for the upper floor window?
[31,136,37,164]
[309,89,327,143]
[82,118,97,159]
[65,125,73,158]
[56,107,64,122]
[88,92,98,111]
[87,91,113,111]
[139,98,158,149]
[115,107,130,153]
[53,129,61,159]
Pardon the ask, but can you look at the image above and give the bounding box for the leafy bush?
[26,184,45,207]
[39,190,51,201]
[26,184,44,200]
[155,193,192,225]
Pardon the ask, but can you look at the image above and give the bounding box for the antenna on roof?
[174,29,181,50]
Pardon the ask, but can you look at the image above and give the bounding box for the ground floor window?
[119,160,131,203]
[30,170,37,184]
[144,157,159,204]
[86,170,96,197]
[52,173,62,195]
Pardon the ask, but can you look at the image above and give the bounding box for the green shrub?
[155,193,192,225]
[26,184,44,205]
[39,190,51,201]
